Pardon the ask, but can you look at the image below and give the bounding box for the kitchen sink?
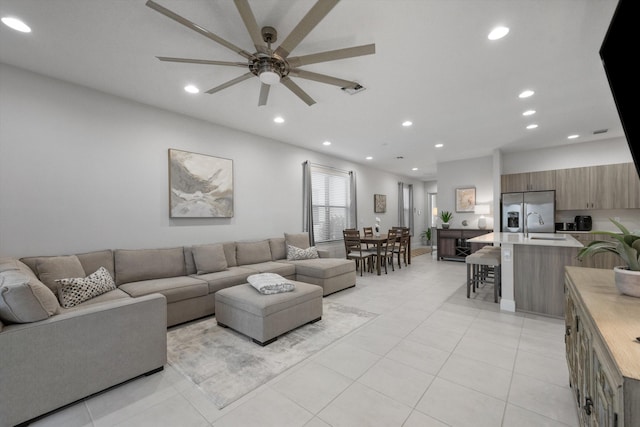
[528,234,566,240]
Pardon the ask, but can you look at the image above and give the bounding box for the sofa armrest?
[0,293,167,427]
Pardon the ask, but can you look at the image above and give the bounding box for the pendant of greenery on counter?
[578,219,640,297]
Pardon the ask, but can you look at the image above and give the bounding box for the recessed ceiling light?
[522,110,536,116]
[273,116,284,124]
[1,17,31,33]
[184,85,199,94]
[519,89,535,98]
[411,167,418,171]
[322,141,331,146]
[568,134,580,139]
[435,143,444,148]
[526,124,538,130]
[402,120,413,127]
[365,156,373,160]
[488,26,509,40]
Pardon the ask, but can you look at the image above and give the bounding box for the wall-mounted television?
[599,0,639,178]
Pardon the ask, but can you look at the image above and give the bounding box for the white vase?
[442,223,450,229]
[614,266,640,298]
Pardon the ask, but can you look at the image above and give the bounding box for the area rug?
[411,247,433,257]
[166,300,377,409]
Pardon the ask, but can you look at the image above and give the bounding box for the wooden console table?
[436,228,492,261]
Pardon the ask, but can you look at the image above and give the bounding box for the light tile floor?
[31,250,579,427]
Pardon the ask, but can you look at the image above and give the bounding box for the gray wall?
[0,64,424,257]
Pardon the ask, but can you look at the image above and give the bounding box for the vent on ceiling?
[341,84,365,95]
[593,128,608,134]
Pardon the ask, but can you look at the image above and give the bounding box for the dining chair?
[392,227,410,268]
[362,226,373,249]
[343,229,374,276]
[379,229,397,274]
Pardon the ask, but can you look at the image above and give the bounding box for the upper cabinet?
[503,163,640,210]
[628,163,640,208]
[556,163,632,210]
[501,170,555,193]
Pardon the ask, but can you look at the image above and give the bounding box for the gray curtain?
[397,182,415,234]
[398,182,405,227]
[350,171,358,229]
[302,161,315,245]
[408,184,414,234]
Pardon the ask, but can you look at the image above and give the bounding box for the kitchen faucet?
[525,210,544,237]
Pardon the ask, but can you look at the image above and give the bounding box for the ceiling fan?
[146,0,375,106]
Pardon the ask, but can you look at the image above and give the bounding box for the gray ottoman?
[215,281,323,346]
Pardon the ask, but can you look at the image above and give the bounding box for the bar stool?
[466,252,501,303]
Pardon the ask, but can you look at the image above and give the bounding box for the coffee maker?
[575,215,592,231]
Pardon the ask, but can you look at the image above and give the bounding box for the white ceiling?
[0,0,623,180]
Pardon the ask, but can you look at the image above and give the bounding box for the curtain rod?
[305,160,351,175]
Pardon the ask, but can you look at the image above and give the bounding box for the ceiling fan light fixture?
[259,70,280,85]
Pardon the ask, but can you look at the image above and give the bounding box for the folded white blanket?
[247,273,295,295]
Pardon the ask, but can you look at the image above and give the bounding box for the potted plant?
[577,219,640,297]
[440,211,453,229]
[421,228,432,246]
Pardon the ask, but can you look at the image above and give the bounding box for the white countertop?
[468,232,583,248]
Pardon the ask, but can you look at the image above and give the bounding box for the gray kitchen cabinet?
[627,163,640,208]
[556,163,629,210]
[501,170,555,193]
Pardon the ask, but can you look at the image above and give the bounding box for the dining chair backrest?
[343,229,363,253]
[385,229,397,253]
[363,227,373,237]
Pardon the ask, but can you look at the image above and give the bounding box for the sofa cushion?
[287,258,356,279]
[76,250,115,280]
[118,276,208,304]
[285,232,310,250]
[192,244,228,275]
[245,261,296,277]
[0,269,60,323]
[55,267,117,308]
[287,245,319,261]
[0,258,20,273]
[114,247,186,286]
[222,242,237,267]
[269,237,286,260]
[236,240,272,266]
[35,255,86,292]
[191,266,255,294]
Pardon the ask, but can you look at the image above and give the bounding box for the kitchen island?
[467,232,583,317]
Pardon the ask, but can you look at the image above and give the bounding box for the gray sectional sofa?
[0,232,355,426]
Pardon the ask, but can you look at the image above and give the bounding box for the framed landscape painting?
[374,194,386,213]
[169,149,233,218]
[455,187,476,212]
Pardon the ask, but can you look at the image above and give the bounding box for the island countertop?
[467,232,583,248]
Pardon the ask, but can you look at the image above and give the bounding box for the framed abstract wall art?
[374,194,386,213]
[168,149,234,218]
[455,187,476,212]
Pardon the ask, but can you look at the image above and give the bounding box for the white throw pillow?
[287,245,319,261]
[55,267,116,308]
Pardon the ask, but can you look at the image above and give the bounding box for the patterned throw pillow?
[286,245,319,261]
[55,267,116,308]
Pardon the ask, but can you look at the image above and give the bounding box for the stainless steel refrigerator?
[501,190,555,233]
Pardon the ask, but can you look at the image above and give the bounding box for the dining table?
[360,233,412,275]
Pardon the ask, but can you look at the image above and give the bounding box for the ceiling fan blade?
[258,83,270,106]
[205,72,254,94]
[289,69,357,88]
[274,0,339,58]
[146,0,254,60]
[157,57,247,67]
[233,0,267,54]
[288,44,375,67]
[281,77,316,106]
